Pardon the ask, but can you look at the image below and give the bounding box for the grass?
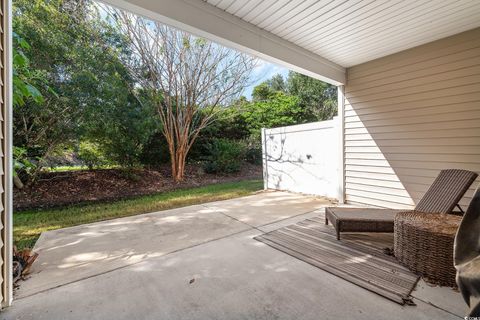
[14,179,263,250]
[45,164,120,172]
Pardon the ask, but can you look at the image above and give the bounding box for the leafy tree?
[13,0,155,172]
[113,9,256,182]
[266,73,287,92]
[12,32,48,107]
[253,74,287,101]
[12,0,103,168]
[82,91,158,167]
[187,105,250,162]
[252,82,274,102]
[241,92,301,139]
[287,71,337,121]
[77,141,108,170]
[12,32,52,184]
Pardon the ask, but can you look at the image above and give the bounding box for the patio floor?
[4,191,467,319]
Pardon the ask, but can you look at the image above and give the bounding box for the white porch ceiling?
[205,0,480,67]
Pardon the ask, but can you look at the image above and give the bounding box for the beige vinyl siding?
[343,27,480,209]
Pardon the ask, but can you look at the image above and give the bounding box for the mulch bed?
[14,164,262,211]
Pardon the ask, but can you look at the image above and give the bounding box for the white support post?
[2,0,13,308]
[337,85,345,204]
[261,128,268,190]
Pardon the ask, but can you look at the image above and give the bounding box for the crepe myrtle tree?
[111,9,256,182]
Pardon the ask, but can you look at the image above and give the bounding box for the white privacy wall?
[262,119,340,199]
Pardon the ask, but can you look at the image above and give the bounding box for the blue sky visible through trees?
[243,60,289,100]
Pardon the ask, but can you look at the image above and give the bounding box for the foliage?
[12,32,49,107]
[203,71,339,154]
[82,91,158,167]
[244,137,262,165]
[13,146,37,179]
[12,32,48,185]
[113,8,256,181]
[203,139,246,174]
[187,106,250,162]
[240,92,302,139]
[77,141,108,170]
[252,82,274,102]
[139,132,171,166]
[287,71,337,120]
[266,73,287,93]
[13,0,87,161]
[14,179,263,249]
[13,0,152,174]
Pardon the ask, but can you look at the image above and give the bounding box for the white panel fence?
[262,118,341,200]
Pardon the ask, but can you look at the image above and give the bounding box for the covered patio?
[2,192,467,319]
[0,0,479,318]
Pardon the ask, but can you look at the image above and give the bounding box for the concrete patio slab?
[6,191,467,319]
[16,191,328,299]
[5,229,465,320]
[16,205,250,298]
[205,191,333,227]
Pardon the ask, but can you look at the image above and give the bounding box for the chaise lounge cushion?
[325,207,402,240]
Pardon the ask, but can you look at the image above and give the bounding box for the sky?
[243,60,289,100]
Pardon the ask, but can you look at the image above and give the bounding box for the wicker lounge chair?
[325,169,478,240]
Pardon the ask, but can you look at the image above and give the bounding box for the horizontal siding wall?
[344,27,480,209]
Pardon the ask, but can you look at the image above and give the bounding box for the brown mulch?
[14,164,262,211]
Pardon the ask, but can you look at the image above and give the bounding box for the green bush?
[245,138,262,165]
[77,141,108,170]
[203,139,245,174]
[13,146,37,186]
[246,147,262,165]
[139,132,171,166]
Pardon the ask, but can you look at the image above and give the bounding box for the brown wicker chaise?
[325,169,478,240]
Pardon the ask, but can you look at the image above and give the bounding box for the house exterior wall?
[343,28,480,209]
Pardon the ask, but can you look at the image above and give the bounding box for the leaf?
[26,84,43,100]
[13,52,28,67]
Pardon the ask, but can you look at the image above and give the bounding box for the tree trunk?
[174,147,187,182]
[170,150,179,182]
[170,144,188,183]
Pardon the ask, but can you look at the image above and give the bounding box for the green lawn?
[14,179,263,250]
[45,164,121,172]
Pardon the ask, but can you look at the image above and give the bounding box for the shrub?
[13,146,37,187]
[244,137,262,165]
[77,141,108,170]
[203,139,245,174]
[139,132,171,166]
